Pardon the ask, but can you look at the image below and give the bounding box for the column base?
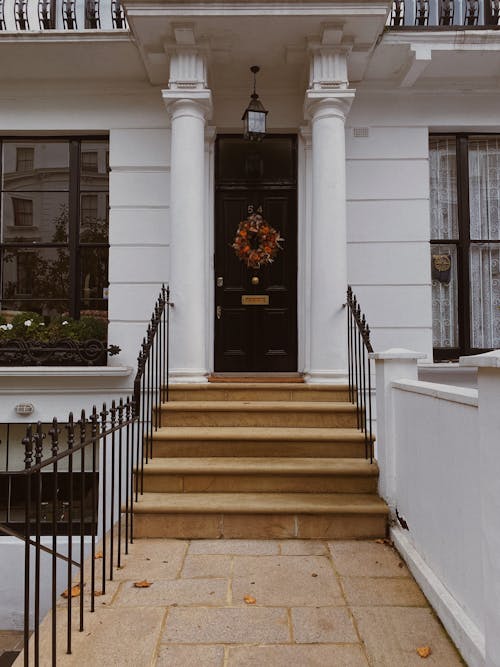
[169,369,209,384]
[304,370,348,385]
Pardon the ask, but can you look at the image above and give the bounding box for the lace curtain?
[469,138,500,348]
[429,137,458,348]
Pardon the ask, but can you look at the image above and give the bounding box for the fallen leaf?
[416,646,432,658]
[134,580,152,588]
[243,595,256,605]
[95,552,103,559]
[94,591,104,597]
[398,562,404,568]
[311,573,318,578]
[61,584,81,598]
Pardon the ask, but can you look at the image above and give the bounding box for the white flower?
[6,323,13,330]
[0,325,7,331]
[24,319,32,327]
[39,322,45,326]
[62,321,68,326]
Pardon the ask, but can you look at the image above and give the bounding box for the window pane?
[468,137,500,240]
[470,243,500,348]
[80,246,108,315]
[429,137,458,240]
[80,192,109,243]
[431,244,458,348]
[80,142,108,191]
[1,193,69,243]
[1,141,69,191]
[1,247,69,313]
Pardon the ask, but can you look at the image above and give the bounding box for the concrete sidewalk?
[21,539,464,666]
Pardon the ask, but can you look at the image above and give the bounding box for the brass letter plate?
[241,295,269,306]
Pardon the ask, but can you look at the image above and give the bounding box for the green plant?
[0,313,108,343]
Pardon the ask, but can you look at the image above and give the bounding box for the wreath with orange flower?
[232,213,284,270]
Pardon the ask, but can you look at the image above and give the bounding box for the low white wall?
[391,380,483,666]
[375,350,500,667]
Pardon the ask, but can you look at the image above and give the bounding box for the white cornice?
[0,30,131,43]
[383,29,500,50]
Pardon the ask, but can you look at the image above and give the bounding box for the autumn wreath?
[232,213,284,270]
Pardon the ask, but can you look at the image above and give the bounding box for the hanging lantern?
[242,66,268,142]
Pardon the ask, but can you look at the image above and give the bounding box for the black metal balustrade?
[0,339,120,367]
[388,0,500,26]
[0,0,127,30]
[0,284,171,667]
[346,286,374,462]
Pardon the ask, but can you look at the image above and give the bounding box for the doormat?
[208,375,304,384]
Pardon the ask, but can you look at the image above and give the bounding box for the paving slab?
[227,644,370,666]
[181,554,232,579]
[163,607,290,644]
[156,644,224,666]
[279,540,329,555]
[231,555,344,606]
[187,539,280,555]
[352,606,465,666]
[114,578,228,607]
[292,606,359,643]
[341,576,428,607]
[328,540,410,577]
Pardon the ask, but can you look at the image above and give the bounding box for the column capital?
[162,90,213,121]
[304,89,355,123]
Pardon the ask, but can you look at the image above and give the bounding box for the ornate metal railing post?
[346,286,374,462]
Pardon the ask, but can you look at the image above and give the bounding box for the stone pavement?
[25,539,464,666]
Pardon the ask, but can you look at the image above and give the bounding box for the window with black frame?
[430,135,500,359]
[0,138,109,325]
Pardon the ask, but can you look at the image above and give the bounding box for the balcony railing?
[388,0,500,26]
[0,0,127,30]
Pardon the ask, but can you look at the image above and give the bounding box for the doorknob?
[216,306,222,320]
[216,276,223,287]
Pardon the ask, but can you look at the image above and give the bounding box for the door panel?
[214,136,297,372]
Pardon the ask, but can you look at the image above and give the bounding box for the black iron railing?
[388,0,500,26]
[0,284,171,667]
[0,339,120,367]
[0,0,127,30]
[133,284,171,495]
[346,286,374,462]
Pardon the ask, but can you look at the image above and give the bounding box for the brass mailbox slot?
[241,295,269,306]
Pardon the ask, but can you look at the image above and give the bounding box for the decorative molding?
[162,90,213,120]
[304,89,356,123]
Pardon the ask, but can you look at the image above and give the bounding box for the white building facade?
[1,0,500,652]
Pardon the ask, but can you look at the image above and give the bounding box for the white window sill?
[0,366,133,378]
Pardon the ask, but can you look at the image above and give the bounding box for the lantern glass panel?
[248,110,266,134]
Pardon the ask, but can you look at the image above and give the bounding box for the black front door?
[214,135,297,372]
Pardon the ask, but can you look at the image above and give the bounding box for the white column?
[461,351,500,667]
[304,87,354,382]
[163,53,212,383]
[372,348,426,511]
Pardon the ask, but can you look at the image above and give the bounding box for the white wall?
[345,124,433,358]
[374,350,496,667]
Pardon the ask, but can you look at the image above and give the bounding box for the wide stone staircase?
[133,382,388,539]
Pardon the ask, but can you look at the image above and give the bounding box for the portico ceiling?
[123,1,391,88]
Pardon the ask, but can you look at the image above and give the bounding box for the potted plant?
[0,312,120,366]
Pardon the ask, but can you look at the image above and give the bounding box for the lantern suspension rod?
[251,65,260,97]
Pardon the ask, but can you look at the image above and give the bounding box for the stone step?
[151,426,369,458]
[168,383,350,403]
[132,492,389,539]
[139,457,379,493]
[159,401,358,428]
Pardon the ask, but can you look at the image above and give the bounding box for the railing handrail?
[387,0,500,28]
[346,285,374,462]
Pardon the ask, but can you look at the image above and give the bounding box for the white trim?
[391,379,478,406]
[391,527,485,667]
[0,366,133,378]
